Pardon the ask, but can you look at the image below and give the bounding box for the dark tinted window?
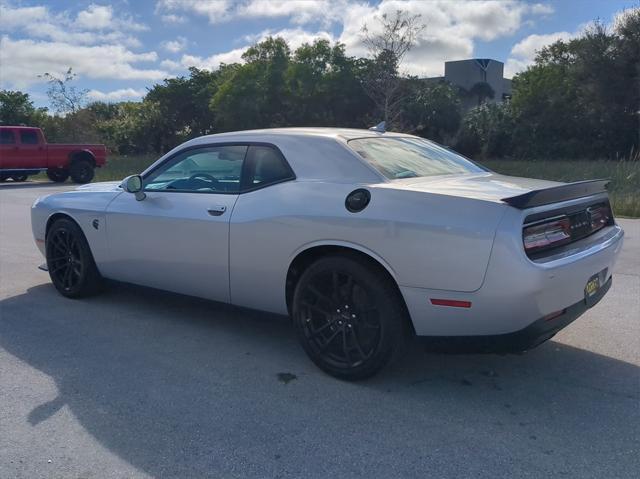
[243,145,294,191]
[20,130,38,145]
[144,145,248,194]
[0,130,15,144]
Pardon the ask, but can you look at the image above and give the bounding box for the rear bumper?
[401,222,623,337]
[420,276,611,353]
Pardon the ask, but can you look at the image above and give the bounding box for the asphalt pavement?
[1,181,639,479]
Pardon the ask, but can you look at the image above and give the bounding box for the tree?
[455,102,514,158]
[403,80,462,143]
[510,10,639,159]
[467,81,495,106]
[146,67,219,149]
[40,68,88,115]
[360,10,425,129]
[211,37,292,131]
[286,40,372,127]
[0,90,48,125]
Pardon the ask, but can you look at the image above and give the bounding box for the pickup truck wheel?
[292,255,410,380]
[11,175,28,182]
[46,218,103,298]
[47,168,69,183]
[70,160,94,184]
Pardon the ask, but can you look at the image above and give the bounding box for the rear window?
[0,130,15,144]
[348,137,485,179]
[20,130,38,144]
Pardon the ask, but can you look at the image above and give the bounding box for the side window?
[20,130,38,145]
[242,145,294,191]
[144,145,248,194]
[0,130,15,144]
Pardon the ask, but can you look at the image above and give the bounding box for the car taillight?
[523,217,572,252]
[588,205,610,230]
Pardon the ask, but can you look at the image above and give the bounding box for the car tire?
[46,218,103,298]
[11,175,27,182]
[69,160,94,184]
[292,254,411,380]
[0,175,7,182]
[47,168,70,183]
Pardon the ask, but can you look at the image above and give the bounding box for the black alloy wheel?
[46,218,102,298]
[293,255,410,380]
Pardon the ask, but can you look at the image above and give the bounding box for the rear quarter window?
[20,130,38,145]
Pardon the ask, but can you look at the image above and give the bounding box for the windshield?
[348,137,486,180]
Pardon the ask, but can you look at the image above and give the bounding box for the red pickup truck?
[0,126,107,184]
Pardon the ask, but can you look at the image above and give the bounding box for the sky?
[0,0,635,108]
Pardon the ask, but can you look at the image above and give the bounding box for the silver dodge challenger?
[31,127,624,379]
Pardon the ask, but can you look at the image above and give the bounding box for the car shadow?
[1,282,638,478]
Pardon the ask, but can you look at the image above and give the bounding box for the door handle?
[207,205,227,216]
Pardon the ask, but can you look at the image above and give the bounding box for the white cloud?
[0,4,48,28]
[504,31,573,77]
[162,36,188,53]
[87,88,147,102]
[243,28,335,50]
[0,3,147,46]
[177,47,247,70]
[76,4,113,30]
[0,36,167,88]
[161,13,187,24]
[156,0,349,26]
[335,0,549,76]
[156,0,232,23]
[236,1,347,26]
[529,3,554,16]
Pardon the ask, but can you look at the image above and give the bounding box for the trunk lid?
[384,172,563,203]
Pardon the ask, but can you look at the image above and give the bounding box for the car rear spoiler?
[501,179,610,209]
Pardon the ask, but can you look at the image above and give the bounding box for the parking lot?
[1,182,639,479]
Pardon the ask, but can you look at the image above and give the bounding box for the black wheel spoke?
[342,329,352,366]
[300,301,330,318]
[318,329,341,353]
[344,275,354,302]
[49,263,69,275]
[350,327,369,360]
[308,285,333,307]
[331,271,339,301]
[307,319,337,339]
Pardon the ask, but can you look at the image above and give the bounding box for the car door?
[17,129,43,168]
[0,129,19,169]
[104,144,248,302]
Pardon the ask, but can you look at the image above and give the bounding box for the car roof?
[193,127,414,142]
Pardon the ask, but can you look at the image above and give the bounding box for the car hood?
[381,172,562,203]
[75,181,122,192]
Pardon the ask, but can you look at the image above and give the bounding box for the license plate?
[585,275,600,299]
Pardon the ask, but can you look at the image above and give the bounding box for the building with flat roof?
[427,59,512,110]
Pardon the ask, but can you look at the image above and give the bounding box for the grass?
[55,154,639,218]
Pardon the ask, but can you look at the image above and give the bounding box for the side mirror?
[121,175,146,201]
